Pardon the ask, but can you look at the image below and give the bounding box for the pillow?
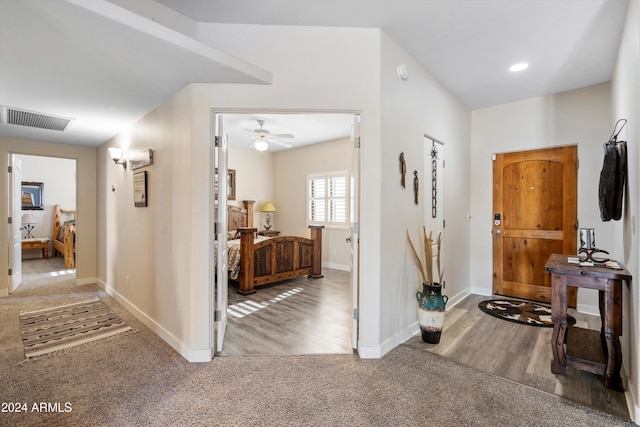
[227,230,240,240]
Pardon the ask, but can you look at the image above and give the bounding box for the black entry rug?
[478,299,576,327]
[19,298,133,360]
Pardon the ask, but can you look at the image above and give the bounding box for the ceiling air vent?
[1,106,73,131]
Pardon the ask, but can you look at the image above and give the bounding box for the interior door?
[9,155,22,292]
[350,115,361,350]
[424,137,445,282]
[493,146,578,305]
[214,114,229,353]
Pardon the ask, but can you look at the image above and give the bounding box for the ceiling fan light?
[254,140,268,151]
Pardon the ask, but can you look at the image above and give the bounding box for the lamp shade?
[108,147,123,161]
[21,213,38,224]
[260,202,277,212]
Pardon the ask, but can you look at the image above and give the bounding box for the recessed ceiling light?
[509,63,529,72]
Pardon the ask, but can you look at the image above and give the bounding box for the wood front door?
[493,146,578,306]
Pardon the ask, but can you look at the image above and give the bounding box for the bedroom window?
[308,171,349,227]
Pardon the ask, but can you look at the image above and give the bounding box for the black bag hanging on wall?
[598,119,627,221]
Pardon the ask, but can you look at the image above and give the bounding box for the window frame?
[307,170,350,229]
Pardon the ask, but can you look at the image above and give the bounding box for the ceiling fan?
[243,119,294,151]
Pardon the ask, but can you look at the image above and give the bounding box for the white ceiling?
[0,0,629,149]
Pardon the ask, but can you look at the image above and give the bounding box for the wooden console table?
[22,238,50,259]
[545,253,631,391]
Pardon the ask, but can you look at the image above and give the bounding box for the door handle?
[346,237,352,243]
[495,230,502,235]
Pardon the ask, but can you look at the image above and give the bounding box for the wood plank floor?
[219,268,353,356]
[404,294,630,421]
[221,277,629,420]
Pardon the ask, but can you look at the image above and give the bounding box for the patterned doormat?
[478,299,576,327]
[19,298,133,360]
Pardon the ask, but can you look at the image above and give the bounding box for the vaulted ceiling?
[0,0,628,148]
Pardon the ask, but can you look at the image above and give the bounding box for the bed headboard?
[221,200,255,230]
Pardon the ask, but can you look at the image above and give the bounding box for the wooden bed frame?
[51,205,76,268]
[228,200,323,295]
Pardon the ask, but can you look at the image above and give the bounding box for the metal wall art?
[431,141,438,218]
[413,170,419,205]
[399,152,406,188]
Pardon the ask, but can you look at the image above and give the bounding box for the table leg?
[602,279,624,391]
[551,273,568,375]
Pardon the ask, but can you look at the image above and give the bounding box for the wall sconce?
[260,202,277,230]
[108,147,127,169]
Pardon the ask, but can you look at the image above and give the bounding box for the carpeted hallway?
[0,258,632,426]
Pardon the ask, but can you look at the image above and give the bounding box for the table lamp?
[260,202,277,230]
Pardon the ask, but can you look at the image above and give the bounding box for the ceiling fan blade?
[269,139,293,148]
[270,133,294,139]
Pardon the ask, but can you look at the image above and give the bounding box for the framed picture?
[215,169,236,200]
[133,171,148,207]
[21,182,44,210]
[130,149,154,170]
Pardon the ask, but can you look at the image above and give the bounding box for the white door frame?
[9,154,22,292]
[209,109,362,356]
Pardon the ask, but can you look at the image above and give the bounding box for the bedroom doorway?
[212,111,361,357]
[8,153,77,293]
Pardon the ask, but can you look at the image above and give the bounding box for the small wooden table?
[22,238,50,259]
[259,230,280,237]
[545,253,631,391]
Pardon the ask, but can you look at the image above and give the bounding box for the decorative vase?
[416,283,448,344]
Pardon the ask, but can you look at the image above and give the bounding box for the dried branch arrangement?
[406,227,445,287]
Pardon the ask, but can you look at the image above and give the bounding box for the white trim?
[96,278,211,363]
[359,323,419,359]
[576,303,599,316]
[323,261,350,271]
[76,276,97,286]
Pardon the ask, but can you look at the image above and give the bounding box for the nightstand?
[22,238,50,259]
[259,230,280,237]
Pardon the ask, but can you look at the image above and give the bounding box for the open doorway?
[9,154,77,293]
[212,112,360,357]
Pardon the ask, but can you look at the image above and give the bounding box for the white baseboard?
[358,322,419,359]
[576,303,599,316]
[76,276,97,286]
[470,286,492,297]
[322,261,350,271]
[96,278,211,363]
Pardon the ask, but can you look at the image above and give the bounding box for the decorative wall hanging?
[130,149,154,170]
[413,170,419,205]
[399,152,406,188]
[133,171,147,207]
[431,141,438,218]
[598,119,627,221]
[21,182,44,210]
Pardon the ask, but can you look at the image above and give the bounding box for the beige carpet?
[0,258,633,426]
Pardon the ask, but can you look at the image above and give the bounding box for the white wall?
[611,0,640,420]
[98,85,214,362]
[274,137,353,270]
[96,21,473,360]
[197,23,385,356]
[18,154,76,257]
[379,34,471,354]
[0,137,97,295]
[470,83,613,313]
[228,144,274,224]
